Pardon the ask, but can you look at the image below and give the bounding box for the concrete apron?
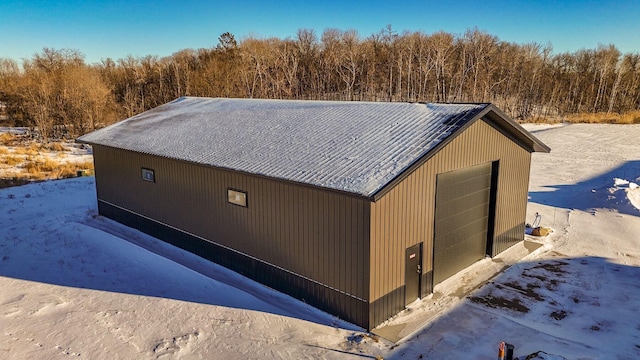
[372,239,544,343]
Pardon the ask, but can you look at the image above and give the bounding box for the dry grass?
[43,142,68,152]
[519,111,640,124]
[12,143,41,156]
[4,154,24,166]
[563,111,640,124]
[0,133,15,145]
[23,158,94,180]
[25,158,59,174]
[1,138,94,186]
[7,141,71,155]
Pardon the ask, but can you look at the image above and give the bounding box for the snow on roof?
[79,97,491,197]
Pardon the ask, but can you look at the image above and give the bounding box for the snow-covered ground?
[1,123,639,359]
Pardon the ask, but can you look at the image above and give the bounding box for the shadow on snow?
[528,160,640,217]
[0,178,357,331]
[387,255,640,359]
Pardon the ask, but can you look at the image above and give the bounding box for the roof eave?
[483,104,551,153]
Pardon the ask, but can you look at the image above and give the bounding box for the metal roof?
[78,97,545,197]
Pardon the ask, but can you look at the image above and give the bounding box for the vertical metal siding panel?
[317,190,325,284]
[455,137,463,169]
[323,191,330,287]
[373,196,382,303]
[384,193,390,301]
[325,194,333,292]
[289,184,296,271]
[286,188,304,271]
[277,181,285,268]
[400,179,409,285]
[310,189,318,283]
[398,179,406,303]
[318,190,326,285]
[264,180,273,271]
[370,199,380,301]
[349,198,357,295]
[303,188,310,277]
[386,188,394,295]
[405,174,413,257]
[384,193,392,299]
[396,185,403,290]
[375,198,388,298]
[348,198,356,296]
[413,171,421,254]
[395,185,402,291]
[310,189,319,282]
[363,201,371,302]
[369,201,377,301]
[294,186,302,273]
[339,196,347,295]
[357,198,364,298]
[345,198,352,296]
[282,182,291,268]
[338,194,346,294]
[421,165,431,272]
[375,199,383,301]
[249,176,258,247]
[378,198,385,301]
[392,186,399,293]
[358,199,366,299]
[350,198,358,296]
[193,166,202,234]
[330,193,338,291]
[321,191,329,287]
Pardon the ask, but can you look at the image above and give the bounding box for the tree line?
[1,27,639,141]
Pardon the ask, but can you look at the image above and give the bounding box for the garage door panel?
[435,218,487,240]
[437,172,491,194]
[438,180,491,206]
[436,199,486,221]
[435,202,489,229]
[435,217,488,252]
[436,183,490,206]
[433,163,492,285]
[439,240,487,266]
[437,192,489,218]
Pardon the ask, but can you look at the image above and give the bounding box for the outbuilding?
[78,97,549,330]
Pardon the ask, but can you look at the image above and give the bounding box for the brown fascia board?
[370,103,550,201]
[482,104,551,153]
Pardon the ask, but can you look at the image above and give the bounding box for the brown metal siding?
[92,145,370,303]
[369,119,531,324]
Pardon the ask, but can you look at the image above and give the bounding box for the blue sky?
[1,0,638,64]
